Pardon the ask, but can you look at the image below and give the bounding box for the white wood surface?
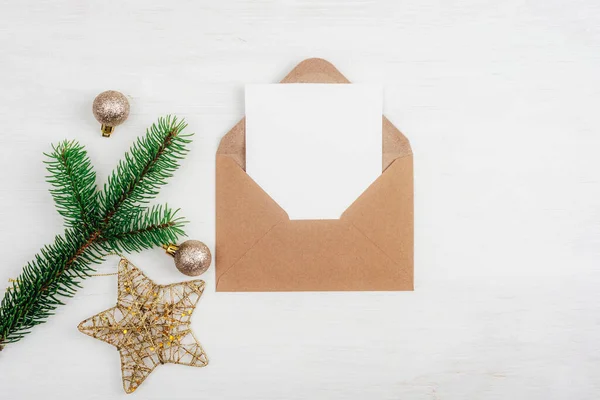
[0,1,599,399]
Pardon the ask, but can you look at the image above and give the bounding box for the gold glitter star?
[78,258,208,394]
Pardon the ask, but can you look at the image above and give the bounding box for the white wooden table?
[0,1,599,399]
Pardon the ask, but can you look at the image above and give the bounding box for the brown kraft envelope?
[216,58,413,291]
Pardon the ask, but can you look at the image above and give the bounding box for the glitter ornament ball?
[92,90,130,137]
[170,240,212,277]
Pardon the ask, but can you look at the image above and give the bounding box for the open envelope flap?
[216,58,413,170]
[217,117,246,168]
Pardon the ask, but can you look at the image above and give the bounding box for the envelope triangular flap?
[216,156,288,277]
[341,155,414,274]
[215,58,414,291]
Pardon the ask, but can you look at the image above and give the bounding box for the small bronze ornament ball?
[173,240,212,277]
[92,90,130,137]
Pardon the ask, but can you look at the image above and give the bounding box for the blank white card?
[245,84,382,220]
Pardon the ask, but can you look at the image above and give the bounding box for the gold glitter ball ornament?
[78,258,208,394]
[163,240,212,277]
[92,90,130,137]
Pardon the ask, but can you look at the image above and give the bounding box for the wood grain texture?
[0,0,599,399]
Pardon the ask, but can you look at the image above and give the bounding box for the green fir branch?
[44,141,99,230]
[0,116,192,350]
[100,204,186,253]
[99,116,191,224]
[1,230,105,344]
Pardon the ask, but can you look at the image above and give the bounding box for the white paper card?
[245,84,382,220]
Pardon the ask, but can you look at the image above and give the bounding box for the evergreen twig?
[0,116,192,350]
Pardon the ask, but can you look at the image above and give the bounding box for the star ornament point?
[78,258,208,394]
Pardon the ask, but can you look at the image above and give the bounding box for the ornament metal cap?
[92,90,130,137]
[162,243,179,256]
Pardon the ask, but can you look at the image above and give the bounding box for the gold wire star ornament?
[78,258,208,394]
